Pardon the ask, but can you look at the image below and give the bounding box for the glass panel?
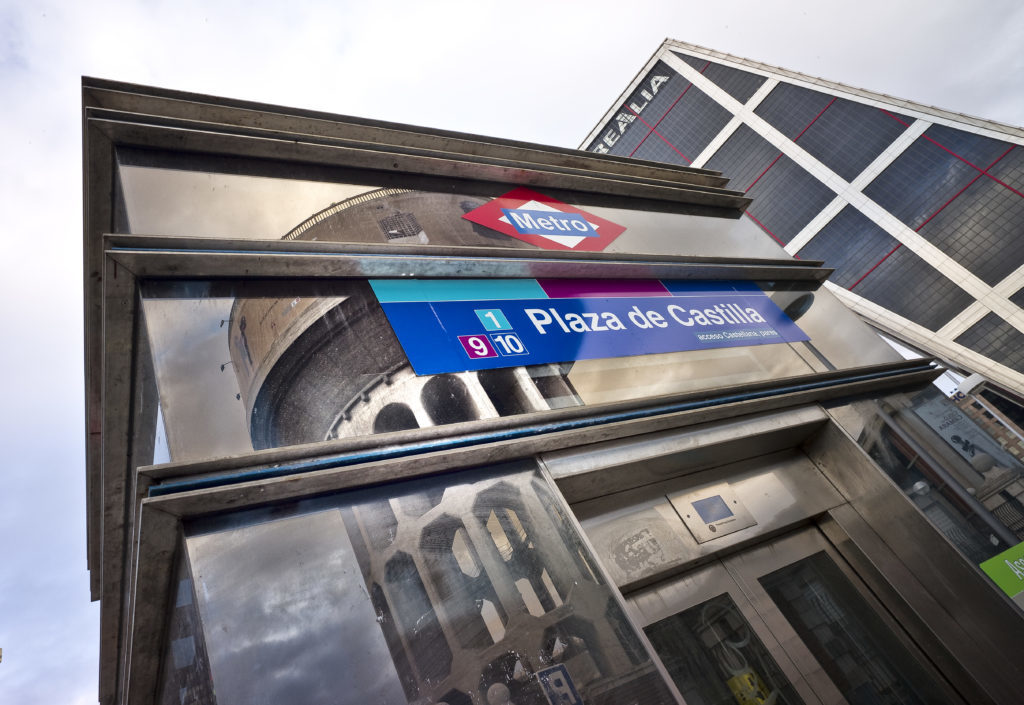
[798,206,900,289]
[140,277,900,464]
[911,386,1024,474]
[754,83,834,141]
[915,175,1024,287]
[630,85,733,167]
[827,389,1023,562]
[795,98,910,182]
[831,397,1015,561]
[850,245,977,332]
[761,552,953,704]
[704,123,780,193]
[861,130,1007,232]
[119,164,379,240]
[644,593,805,705]
[117,149,788,259]
[145,277,898,462]
[697,59,767,105]
[743,156,837,246]
[157,541,214,705]
[957,313,1024,374]
[185,463,676,705]
[799,207,978,331]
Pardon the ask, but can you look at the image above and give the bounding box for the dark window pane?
[916,175,1024,285]
[422,374,477,425]
[645,593,805,705]
[798,206,900,288]
[373,402,419,433]
[672,51,708,72]
[631,137,691,166]
[745,157,836,244]
[186,464,678,705]
[925,124,1010,168]
[853,247,975,330]
[704,124,779,192]
[863,137,983,230]
[797,99,910,181]
[762,552,956,705]
[632,86,733,164]
[697,58,767,104]
[987,144,1024,191]
[956,313,1024,373]
[754,83,833,139]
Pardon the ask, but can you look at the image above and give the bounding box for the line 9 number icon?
[458,334,498,359]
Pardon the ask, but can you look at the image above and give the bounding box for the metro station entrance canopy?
[83,79,1022,705]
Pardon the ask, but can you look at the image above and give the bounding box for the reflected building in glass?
[582,40,1024,403]
[84,79,1024,705]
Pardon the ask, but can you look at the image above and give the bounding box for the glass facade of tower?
[583,43,1024,393]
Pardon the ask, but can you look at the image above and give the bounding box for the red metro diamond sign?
[461,187,626,252]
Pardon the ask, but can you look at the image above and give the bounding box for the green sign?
[980,541,1024,598]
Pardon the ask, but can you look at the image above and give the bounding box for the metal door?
[627,527,964,705]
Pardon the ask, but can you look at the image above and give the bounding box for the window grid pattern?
[863,138,991,230]
[923,124,1011,168]
[854,246,976,330]
[673,52,708,72]
[631,86,734,165]
[699,61,767,104]
[1010,288,1024,308]
[916,175,1024,285]
[796,99,911,181]
[585,62,691,156]
[988,145,1024,191]
[956,313,1024,372]
[704,124,780,192]
[754,83,834,139]
[797,207,900,288]
[744,157,836,245]
[865,120,1019,231]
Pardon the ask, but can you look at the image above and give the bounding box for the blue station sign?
[370,279,809,376]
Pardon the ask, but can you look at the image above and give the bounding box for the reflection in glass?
[186,464,675,705]
[156,543,214,705]
[131,169,903,466]
[644,593,803,705]
[141,272,902,466]
[116,152,787,259]
[761,552,952,704]
[829,394,1014,564]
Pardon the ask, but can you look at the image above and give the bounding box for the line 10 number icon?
[490,333,528,356]
[458,334,498,359]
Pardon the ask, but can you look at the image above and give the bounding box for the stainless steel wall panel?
[545,406,829,503]
[573,448,844,591]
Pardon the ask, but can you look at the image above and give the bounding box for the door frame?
[626,524,968,705]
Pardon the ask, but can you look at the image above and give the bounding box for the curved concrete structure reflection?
[229,189,579,449]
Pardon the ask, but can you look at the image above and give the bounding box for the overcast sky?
[1,0,1022,703]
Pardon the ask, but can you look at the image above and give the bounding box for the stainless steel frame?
[627,526,967,705]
